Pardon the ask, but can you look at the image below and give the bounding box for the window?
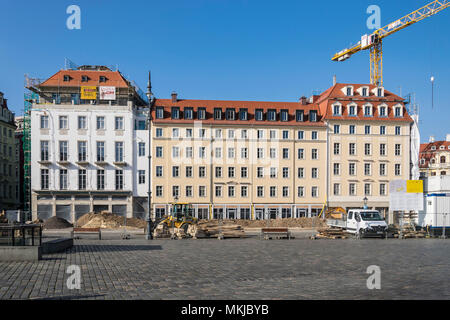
[379,106,387,117]
[333,163,340,175]
[171,107,180,119]
[257,167,264,178]
[115,117,124,130]
[60,169,68,190]
[282,148,289,159]
[172,166,180,177]
[309,111,317,122]
[228,186,235,197]
[199,166,206,177]
[199,186,206,197]
[215,167,222,178]
[199,147,206,158]
[377,88,383,97]
[280,110,289,121]
[78,141,87,161]
[312,131,318,140]
[225,108,235,120]
[270,167,277,178]
[268,148,275,159]
[78,169,87,190]
[282,167,289,178]
[215,186,222,197]
[172,186,179,198]
[228,148,235,159]
[60,141,68,161]
[365,125,371,135]
[346,87,352,96]
[267,109,276,121]
[156,107,164,119]
[138,170,145,184]
[282,186,289,197]
[441,156,446,164]
[255,109,263,121]
[334,125,340,134]
[241,167,248,178]
[81,75,88,82]
[311,168,318,179]
[349,183,356,196]
[333,183,340,196]
[297,167,304,178]
[184,107,193,120]
[241,129,248,139]
[215,129,222,139]
[282,130,289,139]
[257,186,264,197]
[184,186,192,197]
[228,167,235,178]
[298,186,304,197]
[214,108,222,120]
[349,143,356,155]
[197,107,206,120]
[156,166,163,177]
[364,143,371,156]
[215,147,222,159]
[395,144,401,156]
[96,141,105,161]
[40,115,49,129]
[172,146,180,158]
[78,116,87,129]
[311,149,318,160]
[97,170,105,190]
[139,142,145,156]
[364,163,371,176]
[349,125,355,135]
[364,183,371,196]
[296,110,304,122]
[257,148,264,159]
[41,169,49,190]
[241,186,248,197]
[333,105,341,116]
[199,128,206,138]
[59,116,68,129]
[172,128,179,138]
[379,163,386,176]
[96,116,105,130]
[63,75,70,81]
[270,186,276,197]
[297,130,304,140]
[40,141,49,161]
[156,186,163,197]
[380,126,386,135]
[394,106,402,117]
[349,163,356,176]
[156,146,163,158]
[227,129,234,139]
[380,183,386,196]
[380,143,386,156]
[311,186,318,198]
[239,108,248,121]
[395,126,401,135]
[115,142,124,162]
[334,143,340,155]
[395,164,401,176]
[362,87,368,97]
[348,105,356,116]
[364,105,373,117]
[241,147,248,159]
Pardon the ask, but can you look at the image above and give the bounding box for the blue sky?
[0,0,449,142]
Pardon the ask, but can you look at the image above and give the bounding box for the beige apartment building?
[318,84,412,216]
[0,92,20,210]
[150,84,412,219]
[151,94,327,219]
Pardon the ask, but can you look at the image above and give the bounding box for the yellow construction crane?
[332,0,449,86]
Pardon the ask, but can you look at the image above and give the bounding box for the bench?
[72,228,102,240]
[260,228,291,240]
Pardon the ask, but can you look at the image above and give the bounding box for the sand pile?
[76,211,146,229]
[43,216,73,229]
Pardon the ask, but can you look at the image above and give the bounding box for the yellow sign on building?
[406,180,423,193]
[80,86,97,99]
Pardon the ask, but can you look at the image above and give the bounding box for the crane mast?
[332,0,450,86]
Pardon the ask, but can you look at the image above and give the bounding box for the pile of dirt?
[76,211,146,229]
[230,217,327,228]
[43,216,73,229]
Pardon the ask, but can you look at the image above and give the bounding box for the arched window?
[441,171,447,176]
[441,156,446,163]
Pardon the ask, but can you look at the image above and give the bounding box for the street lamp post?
[146,71,153,240]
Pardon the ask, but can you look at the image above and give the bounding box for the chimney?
[446,134,450,142]
[333,75,336,86]
[171,92,178,103]
[299,96,307,105]
[429,135,435,143]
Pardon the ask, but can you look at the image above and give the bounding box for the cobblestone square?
[0,236,449,300]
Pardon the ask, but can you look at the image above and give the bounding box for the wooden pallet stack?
[189,221,246,239]
[392,225,427,239]
[311,227,349,239]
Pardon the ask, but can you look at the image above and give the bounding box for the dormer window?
[198,107,206,120]
[348,105,357,116]
[225,108,236,120]
[296,110,304,122]
[184,107,193,120]
[81,75,89,82]
[440,146,445,150]
[255,109,263,121]
[309,110,317,122]
[267,109,276,121]
[431,146,436,150]
[378,105,387,117]
[333,104,341,116]
[346,87,352,96]
[214,108,222,120]
[420,159,425,165]
[156,107,164,119]
[99,76,107,82]
[364,105,373,117]
[280,109,289,122]
[239,108,248,121]
[377,88,383,97]
[394,106,402,117]
[362,87,368,97]
[63,75,70,82]
[171,107,180,119]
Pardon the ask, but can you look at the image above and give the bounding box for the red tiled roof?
[317,83,412,122]
[38,70,130,88]
[152,98,325,126]
[419,141,450,168]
